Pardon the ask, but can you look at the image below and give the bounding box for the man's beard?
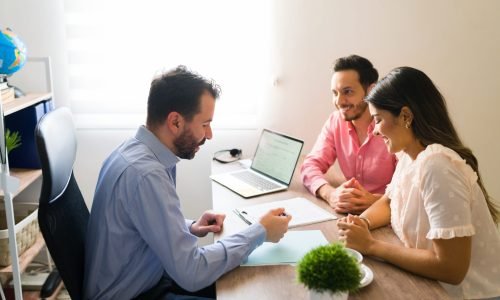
[174,128,206,159]
[337,101,368,121]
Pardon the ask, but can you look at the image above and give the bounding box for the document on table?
[233,197,337,228]
[242,230,329,266]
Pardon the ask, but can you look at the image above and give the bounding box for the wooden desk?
[212,160,450,300]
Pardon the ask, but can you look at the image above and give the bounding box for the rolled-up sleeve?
[301,115,337,195]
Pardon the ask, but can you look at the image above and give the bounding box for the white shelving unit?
[0,92,52,300]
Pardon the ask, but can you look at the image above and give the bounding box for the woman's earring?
[405,123,410,129]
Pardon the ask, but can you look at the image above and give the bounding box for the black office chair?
[35,107,89,300]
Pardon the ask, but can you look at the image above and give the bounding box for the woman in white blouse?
[337,67,500,299]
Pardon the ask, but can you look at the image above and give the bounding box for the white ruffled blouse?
[386,144,500,299]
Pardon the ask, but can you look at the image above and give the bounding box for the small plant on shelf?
[5,129,22,153]
[297,243,361,299]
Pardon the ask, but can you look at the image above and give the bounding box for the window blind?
[63,0,271,129]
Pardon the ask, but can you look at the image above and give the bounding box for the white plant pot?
[309,290,348,300]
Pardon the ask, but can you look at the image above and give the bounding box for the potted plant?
[5,129,22,153]
[297,243,361,300]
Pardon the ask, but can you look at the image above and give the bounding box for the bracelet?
[359,216,372,230]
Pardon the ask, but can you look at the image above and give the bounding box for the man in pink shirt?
[301,55,396,214]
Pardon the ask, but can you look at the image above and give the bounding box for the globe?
[0,28,27,76]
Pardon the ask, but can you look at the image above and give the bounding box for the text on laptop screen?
[251,130,303,184]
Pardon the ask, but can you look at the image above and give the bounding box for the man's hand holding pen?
[259,208,292,243]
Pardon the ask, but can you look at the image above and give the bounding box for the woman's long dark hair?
[366,67,499,223]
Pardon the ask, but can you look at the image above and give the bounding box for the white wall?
[267,0,500,208]
[2,0,500,219]
[0,0,70,107]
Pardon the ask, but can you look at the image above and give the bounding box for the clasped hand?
[327,178,377,214]
[191,210,226,237]
[337,214,374,254]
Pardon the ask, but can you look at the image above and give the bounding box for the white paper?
[234,197,337,228]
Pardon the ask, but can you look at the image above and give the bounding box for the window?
[63,0,272,129]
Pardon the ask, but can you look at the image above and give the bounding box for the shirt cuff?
[310,179,329,196]
[242,223,266,249]
[185,219,195,231]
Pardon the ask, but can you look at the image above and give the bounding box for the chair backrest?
[35,107,89,300]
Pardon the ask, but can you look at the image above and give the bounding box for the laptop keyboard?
[232,171,281,191]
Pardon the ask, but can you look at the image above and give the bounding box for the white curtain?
[63,0,272,129]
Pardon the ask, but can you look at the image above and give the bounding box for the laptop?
[210,129,304,198]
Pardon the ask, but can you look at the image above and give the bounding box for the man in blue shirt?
[83,66,292,299]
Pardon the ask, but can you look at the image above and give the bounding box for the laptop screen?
[250,129,304,185]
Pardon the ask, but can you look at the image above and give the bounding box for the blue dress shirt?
[83,126,266,299]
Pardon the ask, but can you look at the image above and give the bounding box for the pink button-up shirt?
[301,111,397,196]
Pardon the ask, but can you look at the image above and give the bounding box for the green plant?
[5,129,22,153]
[297,243,361,294]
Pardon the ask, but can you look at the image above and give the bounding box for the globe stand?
[0,76,25,99]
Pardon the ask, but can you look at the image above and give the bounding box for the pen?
[279,212,288,217]
[233,209,252,225]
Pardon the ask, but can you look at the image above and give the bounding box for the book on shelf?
[0,82,9,91]
[1,87,15,104]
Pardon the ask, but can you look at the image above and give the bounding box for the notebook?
[233,197,337,228]
[210,129,304,198]
[241,230,329,266]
